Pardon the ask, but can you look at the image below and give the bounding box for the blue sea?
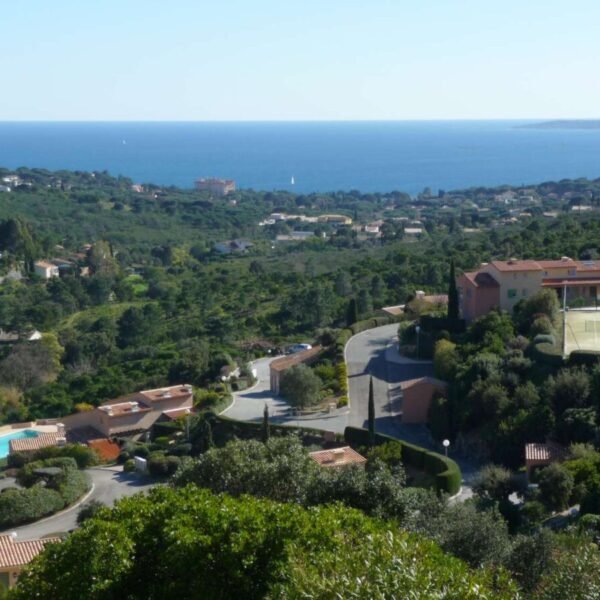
[1,121,600,195]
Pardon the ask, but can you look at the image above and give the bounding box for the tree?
[447,260,459,321]
[538,463,574,511]
[262,404,270,443]
[548,367,591,415]
[433,339,458,380]
[279,364,321,408]
[368,376,375,447]
[345,298,358,326]
[357,289,372,315]
[516,288,561,331]
[473,464,514,502]
[12,486,518,600]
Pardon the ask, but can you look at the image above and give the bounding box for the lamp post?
[442,439,450,457]
[415,324,421,359]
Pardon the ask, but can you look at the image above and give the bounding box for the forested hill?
[0,166,599,421]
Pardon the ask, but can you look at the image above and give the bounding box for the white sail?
[291,176,295,185]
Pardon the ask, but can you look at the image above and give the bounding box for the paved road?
[1,466,156,541]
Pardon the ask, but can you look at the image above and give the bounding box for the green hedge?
[530,342,565,367]
[568,350,600,367]
[349,316,396,336]
[211,414,334,448]
[344,426,461,496]
[0,457,90,528]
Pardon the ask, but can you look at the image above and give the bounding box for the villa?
[457,257,600,321]
[62,384,194,441]
[0,534,60,590]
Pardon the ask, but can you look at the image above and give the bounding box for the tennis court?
[564,309,600,355]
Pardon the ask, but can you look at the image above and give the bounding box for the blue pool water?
[1,121,600,194]
[0,430,38,458]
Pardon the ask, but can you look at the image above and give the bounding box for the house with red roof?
[0,533,60,590]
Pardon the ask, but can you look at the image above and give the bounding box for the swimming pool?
[0,430,39,458]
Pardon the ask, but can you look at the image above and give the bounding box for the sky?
[1,0,600,121]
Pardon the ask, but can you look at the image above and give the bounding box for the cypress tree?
[368,376,375,447]
[262,403,270,443]
[447,260,459,321]
[346,298,359,326]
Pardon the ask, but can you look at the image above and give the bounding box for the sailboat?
[291,176,295,185]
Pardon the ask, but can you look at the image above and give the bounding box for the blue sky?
[2,0,599,120]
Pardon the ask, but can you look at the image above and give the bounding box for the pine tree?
[262,403,270,443]
[447,259,459,321]
[346,298,359,326]
[368,376,375,447]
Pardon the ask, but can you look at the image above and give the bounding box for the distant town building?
[33,260,60,280]
[195,178,236,196]
[131,184,144,193]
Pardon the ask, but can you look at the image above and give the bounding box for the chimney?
[332,448,345,462]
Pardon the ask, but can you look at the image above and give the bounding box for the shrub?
[530,316,554,337]
[169,443,193,456]
[7,452,27,469]
[336,396,348,408]
[147,452,181,478]
[533,334,556,346]
[33,444,99,469]
[368,441,402,467]
[77,500,106,525]
[0,485,64,528]
[123,459,136,472]
[117,450,131,464]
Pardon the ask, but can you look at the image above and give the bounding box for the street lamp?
[442,439,450,457]
[415,324,421,359]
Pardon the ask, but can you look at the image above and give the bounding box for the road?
[223,324,477,500]
[1,466,156,541]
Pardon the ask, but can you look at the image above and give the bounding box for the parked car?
[286,343,312,354]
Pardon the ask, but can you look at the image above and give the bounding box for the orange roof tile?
[309,446,367,468]
[0,535,60,568]
[9,432,59,454]
[525,442,566,462]
[490,260,542,272]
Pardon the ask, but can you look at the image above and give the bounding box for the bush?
[7,452,27,469]
[169,443,193,456]
[336,396,348,408]
[0,485,64,528]
[33,444,99,469]
[530,316,555,337]
[368,441,402,467]
[344,427,461,495]
[123,459,136,472]
[533,334,556,346]
[77,499,106,525]
[530,342,564,367]
[568,350,600,367]
[147,452,181,478]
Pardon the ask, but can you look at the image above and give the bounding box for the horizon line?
[0,117,598,124]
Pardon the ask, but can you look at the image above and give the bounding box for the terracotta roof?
[270,346,323,373]
[542,278,600,287]
[309,446,367,468]
[9,432,59,454]
[98,402,151,417]
[399,377,448,391]
[525,442,566,462]
[139,385,193,403]
[34,260,56,269]
[161,407,194,421]
[490,260,542,272]
[0,535,60,568]
[537,259,577,269]
[462,272,500,288]
[381,305,405,316]
[87,439,120,462]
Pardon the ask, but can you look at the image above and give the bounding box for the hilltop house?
[33,260,60,279]
[195,178,236,196]
[457,257,600,321]
[62,384,194,440]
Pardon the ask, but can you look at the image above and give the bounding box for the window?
[508,289,517,299]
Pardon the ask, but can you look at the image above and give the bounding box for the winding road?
[223,324,477,499]
[0,466,156,541]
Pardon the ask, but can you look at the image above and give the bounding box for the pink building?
[458,257,600,321]
[399,377,447,424]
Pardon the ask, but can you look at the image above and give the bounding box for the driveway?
[1,466,156,541]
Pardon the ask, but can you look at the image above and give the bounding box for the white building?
[34,260,60,280]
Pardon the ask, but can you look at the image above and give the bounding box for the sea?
[1,121,600,195]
